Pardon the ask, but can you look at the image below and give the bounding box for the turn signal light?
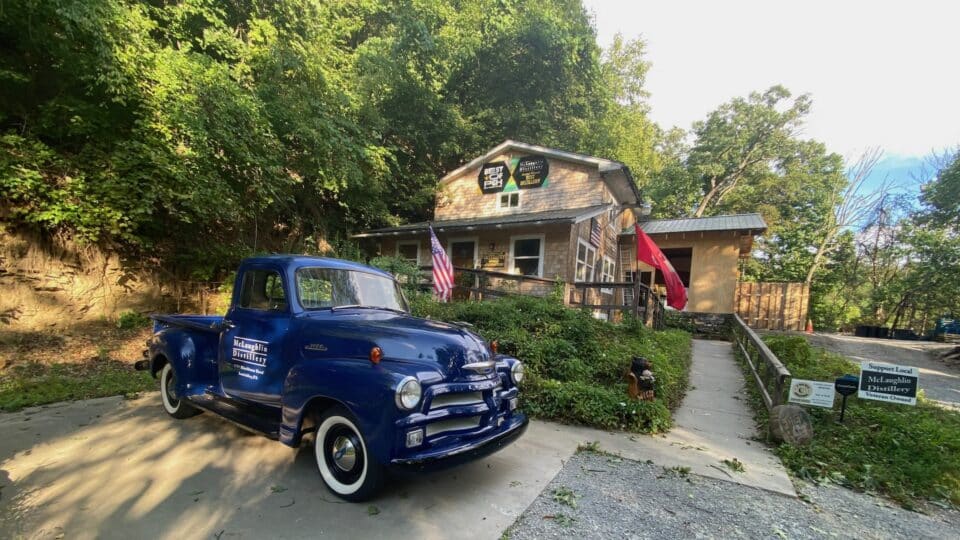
[490,340,499,354]
[370,346,383,364]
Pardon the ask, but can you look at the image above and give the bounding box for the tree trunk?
[805,223,837,288]
[694,183,720,217]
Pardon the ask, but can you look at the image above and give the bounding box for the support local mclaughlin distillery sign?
[858,361,919,406]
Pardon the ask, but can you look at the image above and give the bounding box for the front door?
[218,267,290,405]
[449,240,476,300]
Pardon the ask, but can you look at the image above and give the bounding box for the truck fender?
[280,361,406,462]
[147,327,201,397]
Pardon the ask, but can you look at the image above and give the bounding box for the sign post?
[834,374,859,423]
[857,361,919,406]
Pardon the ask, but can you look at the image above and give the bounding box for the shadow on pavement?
[0,395,555,540]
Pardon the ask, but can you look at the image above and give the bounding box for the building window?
[575,239,596,282]
[600,256,615,293]
[396,241,419,265]
[497,192,521,210]
[509,235,544,277]
[608,207,620,232]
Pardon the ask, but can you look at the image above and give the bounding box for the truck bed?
[151,314,224,333]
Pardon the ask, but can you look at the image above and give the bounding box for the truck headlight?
[510,362,524,385]
[395,377,422,411]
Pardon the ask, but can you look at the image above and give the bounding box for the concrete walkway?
[536,339,795,496]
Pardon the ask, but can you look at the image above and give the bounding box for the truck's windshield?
[296,267,408,312]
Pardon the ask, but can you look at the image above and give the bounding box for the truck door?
[218,267,291,405]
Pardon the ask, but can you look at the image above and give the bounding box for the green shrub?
[755,335,960,507]
[414,294,692,433]
[524,377,672,432]
[116,310,151,329]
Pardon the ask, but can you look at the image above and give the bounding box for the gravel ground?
[506,452,960,540]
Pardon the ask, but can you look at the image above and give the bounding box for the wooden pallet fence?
[735,281,809,331]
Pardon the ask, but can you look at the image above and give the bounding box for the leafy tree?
[921,150,960,228]
[645,85,852,291]
[2,0,656,280]
[687,85,810,218]
[808,231,866,331]
[723,139,847,282]
[591,34,660,188]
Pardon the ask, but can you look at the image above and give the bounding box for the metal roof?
[623,213,768,235]
[353,204,610,238]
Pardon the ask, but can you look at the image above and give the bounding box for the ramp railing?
[732,314,791,410]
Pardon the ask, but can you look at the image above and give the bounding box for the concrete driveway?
[0,341,794,539]
[0,395,576,540]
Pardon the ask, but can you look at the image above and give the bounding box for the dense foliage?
[411,293,692,432]
[647,86,848,284]
[0,0,953,333]
[0,0,655,278]
[756,336,960,507]
[648,82,956,332]
[809,154,960,332]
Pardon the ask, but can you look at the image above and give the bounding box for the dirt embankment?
[0,229,226,369]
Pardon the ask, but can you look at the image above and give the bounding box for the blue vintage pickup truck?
[136,255,527,501]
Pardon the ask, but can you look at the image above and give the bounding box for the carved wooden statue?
[627,356,656,401]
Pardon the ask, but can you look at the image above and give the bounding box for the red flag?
[634,224,687,310]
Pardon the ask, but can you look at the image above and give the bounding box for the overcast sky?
[584,0,959,166]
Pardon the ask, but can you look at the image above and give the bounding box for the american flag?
[589,218,602,247]
[429,226,454,302]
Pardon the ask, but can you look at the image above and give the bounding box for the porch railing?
[568,281,664,329]
[450,266,558,299]
[419,266,664,329]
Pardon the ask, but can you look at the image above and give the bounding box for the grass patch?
[0,360,156,412]
[753,335,960,508]
[722,458,745,473]
[551,487,578,508]
[412,293,692,433]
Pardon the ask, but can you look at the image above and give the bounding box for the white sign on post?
[788,379,836,408]
[858,361,919,406]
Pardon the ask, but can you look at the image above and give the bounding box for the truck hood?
[296,310,495,379]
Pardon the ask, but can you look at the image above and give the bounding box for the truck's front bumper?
[388,413,528,473]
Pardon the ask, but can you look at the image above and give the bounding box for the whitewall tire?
[159,362,201,419]
[314,406,384,501]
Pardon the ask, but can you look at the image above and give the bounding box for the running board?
[187,394,282,440]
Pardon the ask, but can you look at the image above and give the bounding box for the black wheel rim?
[323,424,364,485]
[164,367,180,408]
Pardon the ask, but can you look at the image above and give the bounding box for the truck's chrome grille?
[425,415,482,437]
[430,392,484,410]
